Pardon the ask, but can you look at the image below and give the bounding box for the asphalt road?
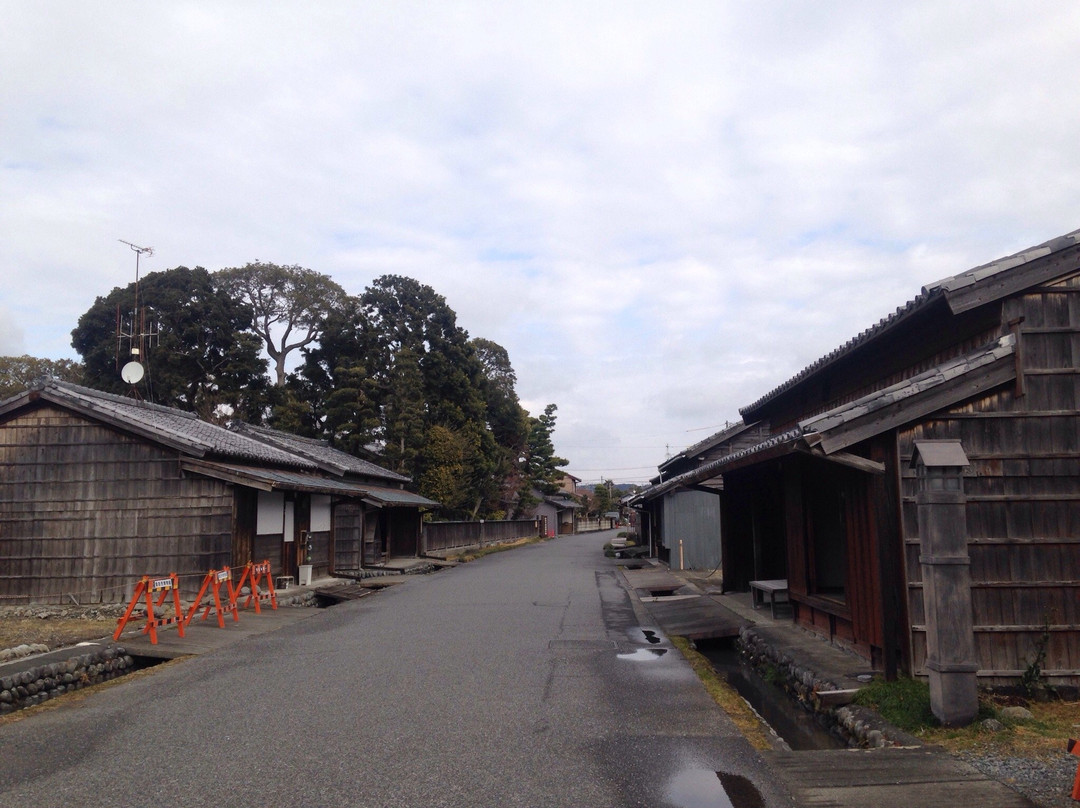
[0,530,794,807]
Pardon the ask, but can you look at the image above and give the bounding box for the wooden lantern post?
[912,440,979,726]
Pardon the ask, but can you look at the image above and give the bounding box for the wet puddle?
[665,769,764,808]
[617,648,668,661]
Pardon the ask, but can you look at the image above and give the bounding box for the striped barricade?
[184,567,239,628]
[113,573,186,645]
[234,560,278,613]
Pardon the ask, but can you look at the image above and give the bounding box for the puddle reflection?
[665,770,764,808]
[617,648,669,661]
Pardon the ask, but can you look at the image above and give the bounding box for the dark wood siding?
[333,502,363,572]
[0,405,233,604]
[901,277,1080,686]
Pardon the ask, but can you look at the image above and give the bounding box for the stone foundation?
[738,626,921,748]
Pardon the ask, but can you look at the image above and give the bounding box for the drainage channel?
[698,638,846,751]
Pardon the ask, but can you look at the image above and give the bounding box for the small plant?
[761,662,786,686]
[1019,613,1055,700]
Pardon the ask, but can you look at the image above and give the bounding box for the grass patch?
[670,636,775,751]
[446,536,545,562]
[852,676,1079,763]
[852,675,937,733]
[921,697,1078,762]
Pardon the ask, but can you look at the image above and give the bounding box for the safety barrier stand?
[184,567,240,628]
[235,560,278,613]
[113,573,186,645]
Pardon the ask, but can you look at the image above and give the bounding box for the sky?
[4,2,1080,486]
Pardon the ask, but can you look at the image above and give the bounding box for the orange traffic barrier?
[234,560,278,613]
[1068,738,1079,801]
[184,567,239,628]
[113,573,186,645]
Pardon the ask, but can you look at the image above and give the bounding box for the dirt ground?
[0,617,117,651]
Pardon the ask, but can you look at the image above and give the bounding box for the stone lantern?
[911,439,979,726]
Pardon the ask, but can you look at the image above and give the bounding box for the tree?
[0,355,84,399]
[590,478,617,518]
[71,266,271,421]
[470,337,529,452]
[216,262,346,386]
[287,274,534,518]
[515,403,569,517]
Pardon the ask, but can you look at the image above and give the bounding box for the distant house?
[629,422,769,569]
[0,379,436,604]
[636,228,1080,689]
[526,490,580,537]
[556,472,581,497]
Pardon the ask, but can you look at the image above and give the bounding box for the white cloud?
[3,1,1080,482]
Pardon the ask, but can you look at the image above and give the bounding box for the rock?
[981,718,1005,732]
[1000,706,1033,721]
[866,729,885,747]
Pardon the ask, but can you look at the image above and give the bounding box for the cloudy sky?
[4,2,1080,485]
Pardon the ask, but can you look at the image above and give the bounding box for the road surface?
[0,530,793,807]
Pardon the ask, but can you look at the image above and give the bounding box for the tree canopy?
[216,262,346,386]
[70,266,271,422]
[0,355,83,399]
[67,262,562,520]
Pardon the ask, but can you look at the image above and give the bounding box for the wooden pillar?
[912,440,978,726]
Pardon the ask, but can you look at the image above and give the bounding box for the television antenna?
[116,239,159,393]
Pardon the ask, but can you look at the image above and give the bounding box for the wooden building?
[0,379,435,604]
[629,422,768,569]
[640,229,1080,688]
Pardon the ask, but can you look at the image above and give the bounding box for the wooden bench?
[748,579,789,619]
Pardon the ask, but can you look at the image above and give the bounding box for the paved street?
[0,530,792,807]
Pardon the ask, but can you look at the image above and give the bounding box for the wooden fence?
[422,519,540,553]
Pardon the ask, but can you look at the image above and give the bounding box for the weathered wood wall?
[333,503,363,571]
[902,277,1080,687]
[0,405,233,604]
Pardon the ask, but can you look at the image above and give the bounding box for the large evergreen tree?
[70,266,271,421]
[515,403,569,517]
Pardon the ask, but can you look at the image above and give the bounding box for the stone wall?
[738,626,922,749]
[0,645,138,714]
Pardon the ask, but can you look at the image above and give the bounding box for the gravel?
[957,751,1078,808]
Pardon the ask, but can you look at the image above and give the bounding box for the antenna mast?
[116,240,158,392]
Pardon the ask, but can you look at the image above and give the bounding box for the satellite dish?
[121,361,145,385]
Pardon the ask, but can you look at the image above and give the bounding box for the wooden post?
[912,440,978,726]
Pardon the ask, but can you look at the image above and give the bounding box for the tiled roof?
[739,289,942,418]
[24,379,313,468]
[799,334,1015,439]
[182,460,437,505]
[228,422,410,483]
[630,428,804,504]
[924,228,1080,293]
[740,227,1080,418]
